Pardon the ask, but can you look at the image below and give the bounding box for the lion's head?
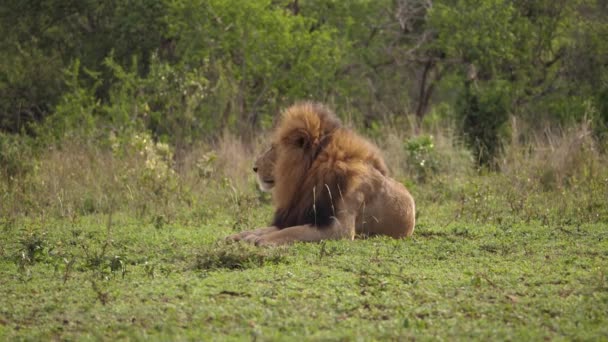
[253,145,276,192]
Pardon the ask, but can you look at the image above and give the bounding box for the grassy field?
[1,128,607,340]
[1,195,607,340]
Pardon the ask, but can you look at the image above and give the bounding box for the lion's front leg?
[226,226,279,242]
[252,215,356,246]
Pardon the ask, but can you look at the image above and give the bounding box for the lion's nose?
[253,167,258,173]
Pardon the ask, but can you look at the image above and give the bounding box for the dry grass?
[1,119,607,227]
[501,118,605,190]
[8,141,120,218]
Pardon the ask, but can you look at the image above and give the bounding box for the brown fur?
[227,102,415,246]
[271,102,388,229]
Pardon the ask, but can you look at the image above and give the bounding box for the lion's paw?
[239,234,274,247]
[225,231,251,242]
[253,236,280,247]
[241,234,258,244]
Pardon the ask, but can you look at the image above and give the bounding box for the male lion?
[228,102,415,246]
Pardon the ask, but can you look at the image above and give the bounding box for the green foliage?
[2,0,608,160]
[563,2,608,131]
[0,0,168,133]
[0,39,64,134]
[458,80,512,166]
[165,0,344,129]
[7,1,349,144]
[404,135,440,182]
[429,0,520,76]
[42,60,100,140]
[296,0,401,111]
[140,56,209,144]
[426,0,608,157]
[0,132,34,182]
[17,229,46,265]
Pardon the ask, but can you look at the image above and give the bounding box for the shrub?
[458,80,511,167]
[404,135,440,183]
[0,132,35,183]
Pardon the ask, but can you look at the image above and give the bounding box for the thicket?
[1,0,607,224]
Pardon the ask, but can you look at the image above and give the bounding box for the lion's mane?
[271,102,388,229]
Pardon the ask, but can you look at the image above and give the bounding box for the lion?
[227,102,415,246]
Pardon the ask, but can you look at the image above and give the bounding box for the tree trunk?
[415,59,435,125]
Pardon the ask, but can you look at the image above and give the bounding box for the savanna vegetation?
[1,0,607,340]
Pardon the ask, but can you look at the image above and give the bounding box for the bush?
[0,132,35,183]
[404,135,440,183]
[458,80,511,167]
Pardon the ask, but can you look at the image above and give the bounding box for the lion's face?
[253,145,277,192]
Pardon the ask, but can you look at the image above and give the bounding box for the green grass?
[1,202,607,341]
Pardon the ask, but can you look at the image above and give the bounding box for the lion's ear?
[296,136,306,148]
[290,129,313,150]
